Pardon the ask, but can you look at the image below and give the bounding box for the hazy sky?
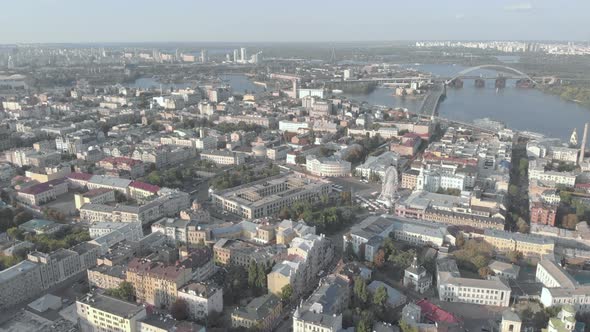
[2,0,589,43]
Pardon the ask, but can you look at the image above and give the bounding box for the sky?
[1,0,589,44]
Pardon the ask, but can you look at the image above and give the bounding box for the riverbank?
[542,84,590,109]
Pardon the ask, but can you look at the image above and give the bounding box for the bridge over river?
[417,83,446,116]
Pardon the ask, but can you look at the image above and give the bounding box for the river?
[343,63,590,141]
[128,74,264,95]
[130,64,589,141]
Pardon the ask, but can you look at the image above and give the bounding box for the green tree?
[280,284,293,303]
[295,155,306,164]
[353,276,369,304]
[247,261,258,288]
[357,319,371,332]
[400,320,419,332]
[256,262,267,290]
[0,208,14,232]
[7,227,24,240]
[508,184,519,197]
[507,250,523,264]
[105,281,135,302]
[516,218,530,233]
[373,285,389,307]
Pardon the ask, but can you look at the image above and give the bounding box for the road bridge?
[417,83,445,116]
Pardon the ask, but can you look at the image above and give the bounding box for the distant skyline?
[2,0,589,44]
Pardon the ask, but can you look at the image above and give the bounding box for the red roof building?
[416,299,462,324]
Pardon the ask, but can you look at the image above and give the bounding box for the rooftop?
[78,293,144,319]
[0,260,38,282]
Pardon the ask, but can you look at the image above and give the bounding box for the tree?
[344,241,356,261]
[7,227,24,241]
[280,284,293,303]
[374,249,386,268]
[105,281,135,302]
[456,233,465,247]
[295,155,306,164]
[0,208,14,232]
[508,184,519,197]
[353,276,369,304]
[340,191,352,205]
[400,320,419,332]
[247,261,258,288]
[256,262,267,290]
[170,299,189,320]
[478,266,493,278]
[507,250,523,264]
[516,218,530,233]
[13,211,32,226]
[357,319,371,332]
[373,285,389,307]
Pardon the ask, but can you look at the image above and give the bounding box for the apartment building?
[177,282,223,321]
[27,244,100,289]
[0,260,44,309]
[213,239,284,268]
[479,229,555,258]
[87,265,126,290]
[231,294,282,332]
[77,292,147,332]
[151,217,197,245]
[126,258,192,308]
[292,274,350,332]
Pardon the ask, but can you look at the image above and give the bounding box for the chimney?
[580,123,589,165]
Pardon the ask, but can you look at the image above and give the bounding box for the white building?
[437,258,511,307]
[177,282,223,321]
[297,89,324,99]
[306,155,351,177]
[403,257,432,294]
[151,218,196,245]
[77,292,146,332]
[89,222,143,242]
[535,259,578,289]
[279,121,310,133]
[200,150,245,165]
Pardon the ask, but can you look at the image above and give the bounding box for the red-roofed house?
[416,299,462,324]
[129,181,160,201]
[17,178,68,206]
